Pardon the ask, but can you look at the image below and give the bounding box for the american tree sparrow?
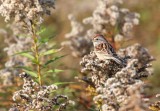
[92,34,124,65]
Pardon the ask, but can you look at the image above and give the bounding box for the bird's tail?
[111,56,126,67]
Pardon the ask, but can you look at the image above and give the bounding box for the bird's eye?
[96,38,98,40]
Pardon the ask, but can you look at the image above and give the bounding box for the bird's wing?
[102,43,117,56]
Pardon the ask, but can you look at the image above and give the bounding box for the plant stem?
[30,20,42,86]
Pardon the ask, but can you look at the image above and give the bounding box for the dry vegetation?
[0,0,159,111]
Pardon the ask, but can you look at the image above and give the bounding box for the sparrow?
[92,34,124,65]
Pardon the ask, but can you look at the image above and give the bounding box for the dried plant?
[64,0,156,111]
[63,0,140,57]
[0,0,55,22]
[0,0,73,110]
[9,72,74,111]
[0,29,32,85]
[61,14,93,57]
[0,0,56,86]
[80,43,154,111]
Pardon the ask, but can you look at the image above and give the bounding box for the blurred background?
[0,0,160,110]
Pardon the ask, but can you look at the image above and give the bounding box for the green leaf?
[14,66,33,71]
[53,82,76,86]
[47,69,64,73]
[40,48,63,56]
[23,69,38,78]
[39,37,50,44]
[14,51,34,60]
[39,26,56,37]
[13,51,31,56]
[43,55,67,67]
[36,27,46,35]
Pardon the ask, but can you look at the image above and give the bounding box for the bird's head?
[92,34,108,46]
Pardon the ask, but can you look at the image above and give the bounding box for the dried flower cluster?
[63,0,140,57]
[118,83,148,111]
[64,1,156,110]
[80,51,123,87]
[0,28,53,85]
[0,29,32,85]
[0,0,55,86]
[62,15,93,57]
[0,0,55,22]
[80,43,154,111]
[0,1,73,111]
[83,0,139,39]
[10,72,74,111]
